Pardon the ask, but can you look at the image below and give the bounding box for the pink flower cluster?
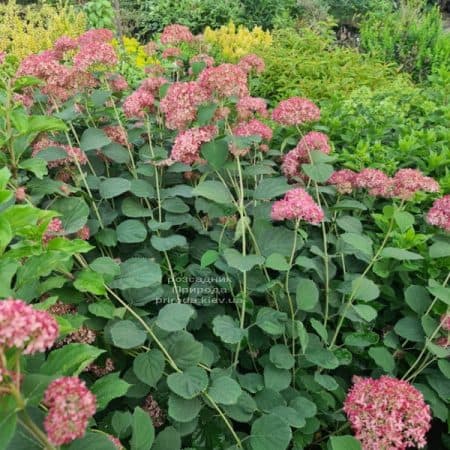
[282,131,330,178]
[162,47,182,59]
[107,73,128,92]
[198,63,249,98]
[271,188,324,224]
[160,24,194,45]
[160,81,210,129]
[236,96,268,120]
[426,195,450,231]
[272,97,320,126]
[0,299,59,354]
[344,376,431,450]
[103,125,128,146]
[440,313,450,331]
[43,218,64,243]
[231,119,273,156]
[44,377,96,446]
[171,125,217,164]
[190,54,215,69]
[238,54,265,74]
[76,225,90,240]
[32,137,87,169]
[327,168,440,199]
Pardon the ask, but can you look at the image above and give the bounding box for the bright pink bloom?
[426,195,450,231]
[103,125,128,146]
[272,97,320,126]
[74,41,118,69]
[236,96,268,120]
[328,169,358,194]
[162,47,182,59]
[160,24,194,45]
[238,54,265,74]
[441,313,450,331]
[198,63,248,98]
[77,29,114,45]
[160,81,210,130]
[390,169,440,200]
[0,299,58,354]
[76,225,90,241]
[43,218,64,243]
[171,126,217,165]
[271,188,324,224]
[344,376,431,450]
[295,131,330,161]
[123,89,155,118]
[355,168,391,197]
[44,377,96,446]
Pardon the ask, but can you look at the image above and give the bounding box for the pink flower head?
[145,64,166,77]
[103,125,128,146]
[162,47,182,59]
[108,74,128,92]
[328,169,358,194]
[0,299,59,354]
[231,119,273,157]
[236,96,268,120]
[140,76,168,97]
[160,81,210,130]
[440,313,450,331]
[160,24,194,45]
[355,168,391,197]
[294,131,331,161]
[123,88,155,118]
[436,336,450,348]
[43,218,64,243]
[171,126,217,165]
[344,375,431,450]
[238,54,265,74]
[426,195,450,231]
[272,97,320,126]
[54,36,78,56]
[271,188,324,224]
[74,41,118,69]
[390,169,440,200]
[15,187,26,202]
[144,41,158,56]
[32,137,87,168]
[281,148,303,179]
[189,54,215,73]
[44,377,96,446]
[77,29,114,46]
[13,93,34,109]
[76,225,90,241]
[198,63,249,99]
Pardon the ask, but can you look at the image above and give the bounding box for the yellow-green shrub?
[204,21,272,61]
[0,0,86,60]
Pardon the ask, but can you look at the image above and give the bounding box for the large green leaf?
[91,372,130,410]
[192,181,234,205]
[151,235,187,252]
[117,220,147,243]
[253,177,291,200]
[208,376,242,405]
[80,128,111,151]
[110,258,162,290]
[167,367,209,399]
[110,320,147,349]
[99,178,131,199]
[156,303,196,332]
[168,394,202,422]
[329,436,362,450]
[223,248,265,272]
[212,315,246,344]
[130,407,155,450]
[296,278,319,311]
[250,414,292,450]
[133,350,165,386]
[52,197,89,234]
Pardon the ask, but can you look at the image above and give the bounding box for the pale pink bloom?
[15,187,26,202]
[328,169,358,194]
[440,313,450,331]
[426,195,450,231]
[123,89,155,118]
[54,36,78,56]
[144,41,158,56]
[108,74,128,92]
[74,41,118,69]
[238,54,265,74]
[295,131,330,161]
[271,188,324,224]
[390,169,440,200]
[103,125,128,146]
[44,377,96,446]
[43,218,64,243]
[436,336,450,348]
[162,47,182,59]
[140,76,168,97]
[145,64,166,76]
[189,53,215,73]
[272,97,320,126]
[344,376,431,450]
[231,119,273,156]
[77,29,114,45]
[13,93,34,108]
[171,126,217,165]
[198,63,248,98]
[260,144,269,152]
[0,299,59,354]
[236,96,268,120]
[281,148,303,179]
[76,225,90,241]
[355,168,392,197]
[160,24,194,45]
[213,106,231,121]
[160,81,210,130]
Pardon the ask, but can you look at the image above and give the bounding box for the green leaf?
[161,197,189,213]
[201,249,219,267]
[212,315,246,344]
[41,344,104,376]
[330,435,362,450]
[208,376,242,405]
[352,277,380,302]
[151,234,187,251]
[0,396,17,450]
[296,278,319,311]
[336,216,362,233]
[18,158,47,179]
[256,307,287,335]
[301,163,333,182]
[90,257,121,280]
[91,372,130,410]
[269,345,295,370]
[168,394,202,422]
[156,303,195,332]
[429,237,450,258]
[265,253,290,271]
[340,233,373,258]
[165,331,203,369]
[167,367,208,399]
[110,258,162,290]
[110,320,147,349]
[74,269,106,295]
[130,407,155,450]
[405,285,431,315]
[197,103,218,125]
[88,300,115,319]
[263,363,291,391]
[130,179,155,198]
[270,405,305,428]
[80,128,111,151]
[314,373,339,391]
[427,280,450,306]
[250,414,292,450]
[305,348,339,369]
[64,432,116,450]
[394,317,425,342]
[380,247,423,260]
[0,217,12,254]
[116,220,147,243]
[152,426,181,450]
[394,210,415,232]
[122,198,153,218]
[133,350,165,386]
[253,177,291,200]
[223,248,265,272]
[192,180,234,204]
[353,304,377,322]
[289,396,317,420]
[368,347,395,373]
[344,331,379,347]
[99,178,131,199]
[201,139,229,169]
[52,197,89,233]
[102,143,130,163]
